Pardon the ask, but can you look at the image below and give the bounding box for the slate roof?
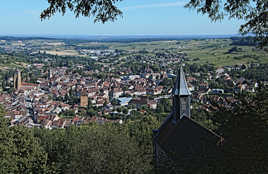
[173,67,191,96]
[154,116,223,160]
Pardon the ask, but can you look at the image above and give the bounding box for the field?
[0,54,27,69]
[74,39,268,67]
[181,39,268,67]
[0,37,267,68]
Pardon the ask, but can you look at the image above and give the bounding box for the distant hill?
[230,37,257,46]
[0,34,239,43]
[0,36,57,41]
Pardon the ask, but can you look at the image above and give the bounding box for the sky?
[0,0,243,36]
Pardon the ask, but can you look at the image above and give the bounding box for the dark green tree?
[209,87,268,173]
[41,0,123,23]
[0,108,51,173]
[35,123,153,174]
[123,116,160,173]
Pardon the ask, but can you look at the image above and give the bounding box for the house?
[87,87,98,97]
[111,88,123,98]
[210,89,224,94]
[95,99,105,107]
[199,82,209,91]
[216,67,224,74]
[134,86,146,96]
[147,86,163,95]
[129,96,148,107]
[154,86,163,95]
[142,73,150,78]
[188,84,195,91]
[147,100,157,109]
[20,82,39,91]
[128,75,140,80]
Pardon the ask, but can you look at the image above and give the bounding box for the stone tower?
[13,73,17,89]
[14,69,22,90]
[80,95,88,107]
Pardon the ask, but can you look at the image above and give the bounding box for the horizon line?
[0,33,240,37]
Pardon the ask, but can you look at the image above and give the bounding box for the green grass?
[2,38,268,68]
[0,54,27,70]
[182,39,268,67]
[98,41,180,51]
[103,39,268,67]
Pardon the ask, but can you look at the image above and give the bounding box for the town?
[0,37,267,129]
[1,0,268,173]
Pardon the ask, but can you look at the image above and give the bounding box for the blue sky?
[0,0,243,36]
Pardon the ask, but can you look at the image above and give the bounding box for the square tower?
[14,69,22,90]
[80,95,88,107]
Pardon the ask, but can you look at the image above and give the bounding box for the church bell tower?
[14,69,22,90]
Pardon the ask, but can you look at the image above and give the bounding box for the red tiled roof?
[21,82,38,87]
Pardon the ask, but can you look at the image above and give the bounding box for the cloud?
[123,1,187,10]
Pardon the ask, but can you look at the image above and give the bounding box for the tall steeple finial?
[172,66,191,120]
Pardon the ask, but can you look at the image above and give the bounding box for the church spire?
[173,67,191,96]
[172,66,191,120]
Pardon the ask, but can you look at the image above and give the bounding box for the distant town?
[0,36,267,128]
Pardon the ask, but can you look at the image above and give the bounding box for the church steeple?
[172,67,191,120]
[153,67,223,174]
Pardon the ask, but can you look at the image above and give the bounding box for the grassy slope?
[1,38,267,68]
[111,39,268,67]
[182,39,268,67]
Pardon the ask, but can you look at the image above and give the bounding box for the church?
[13,69,38,91]
[153,67,224,173]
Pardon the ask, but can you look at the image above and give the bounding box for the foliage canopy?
[208,86,268,173]
[0,113,50,173]
[41,0,123,23]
